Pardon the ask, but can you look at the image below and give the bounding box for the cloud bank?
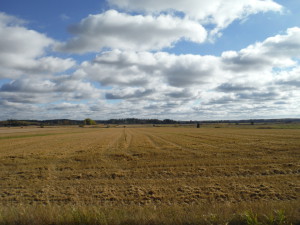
[57,10,207,53]
[108,0,282,37]
[0,1,299,120]
[0,13,75,79]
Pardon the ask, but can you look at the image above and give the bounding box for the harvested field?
[0,126,299,224]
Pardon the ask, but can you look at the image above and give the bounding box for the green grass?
[0,203,298,225]
[0,130,91,140]
[199,123,300,129]
[0,133,63,140]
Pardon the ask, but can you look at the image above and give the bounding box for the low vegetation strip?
[0,126,299,224]
[0,130,88,140]
[0,203,298,225]
[0,133,65,140]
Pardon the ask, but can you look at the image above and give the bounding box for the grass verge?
[0,202,299,225]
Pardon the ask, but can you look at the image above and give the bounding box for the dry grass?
[0,126,299,224]
[0,202,298,225]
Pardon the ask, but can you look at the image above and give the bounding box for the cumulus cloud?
[216,83,255,92]
[205,84,290,108]
[81,49,220,88]
[0,12,25,26]
[108,0,282,37]
[1,7,299,120]
[56,10,207,53]
[0,75,101,104]
[0,99,40,119]
[18,57,76,75]
[236,89,283,101]
[165,88,195,99]
[211,27,300,106]
[105,88,154,99]
[47,102,87,111]
[0,100,92,120]
[73,26,300,119]
[57,1,282,54]
[0,12,75,79]
[0,79,56,93]
[104,86,199,101]
[162,54,219,87]
[275,66,300,87]
[82,26,300,90]
[221,27,300,73]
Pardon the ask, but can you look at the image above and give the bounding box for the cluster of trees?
[83,118,96,125]
[0,119,82,127]
[0,118,179,127]
[184,119,300,124]
[0,118,97,127]
[1,118,299,127]
[97,118,178,125]
[0,120,36,127]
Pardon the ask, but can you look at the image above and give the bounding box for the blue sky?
[0,0,299,120]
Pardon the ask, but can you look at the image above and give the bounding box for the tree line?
[0,118,299,127]
[0,118,178,127]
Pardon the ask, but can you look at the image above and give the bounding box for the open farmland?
[0,126,299,224]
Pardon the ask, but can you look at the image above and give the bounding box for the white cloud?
[79,26,300,91]
[73,26,300,119]
[81,49,221,88]
[57,1,282,53]
[221,27,300,73]
[275,66,300,87]
[0,12,25,26]
[56,9,207,53]
[60,14,70,21]
[1,8,299,120]
[1,79,56,93]
[0,99,92,120]
[108,0,282,38]
[105,87,154,99]
[0,76,102,104]
[0,12,75,79]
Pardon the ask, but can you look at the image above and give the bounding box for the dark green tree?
[84,118,96,125]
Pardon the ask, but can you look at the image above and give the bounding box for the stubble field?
[0,126,299,224]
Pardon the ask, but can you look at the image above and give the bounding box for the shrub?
[84,118,97,125]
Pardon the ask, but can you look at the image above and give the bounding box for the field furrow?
[0,126,299,208]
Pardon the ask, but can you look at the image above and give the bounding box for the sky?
[0,0,300,121]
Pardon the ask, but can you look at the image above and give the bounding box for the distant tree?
[84,118,96,125]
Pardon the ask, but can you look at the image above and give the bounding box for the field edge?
[0,201,299,225]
